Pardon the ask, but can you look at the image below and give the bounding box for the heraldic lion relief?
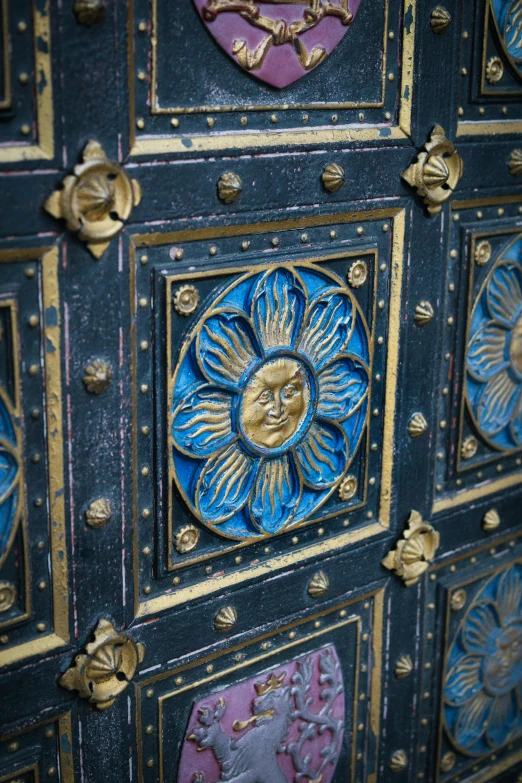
[176,646,345,783]
[192,0,362,87]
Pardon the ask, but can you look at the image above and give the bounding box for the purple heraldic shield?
[177,645,345,783]
[192,0,363,88]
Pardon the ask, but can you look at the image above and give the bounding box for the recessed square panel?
[130,209,404,617]
[434,199,522,514]
[418,537,522,783]
[458,0,522,136]
[0,712,73,783]
[0,246,69,668]
[136,588,383,783]
[128,0,415,155]
[0,0,54,163]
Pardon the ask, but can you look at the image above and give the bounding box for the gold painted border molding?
[433,197,522,516]
[136,586,384,783]
[0,0,11,111]
[0,246,69,668]
[0,0,54,162]
[127,0,415,155]
[130,207,404,618]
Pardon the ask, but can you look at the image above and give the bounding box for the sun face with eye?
[240,357,312,450]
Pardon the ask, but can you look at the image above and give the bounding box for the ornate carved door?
[1,1,522,781]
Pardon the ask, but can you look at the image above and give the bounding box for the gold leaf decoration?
[176,524,200,554]
[482,508,500,532]
[214,606,238,633]
[461,435,478,460]
[408,412,428,439]
[82,360,112,394]
[390,749,408,773]
[338,474,358,501]
[394,655,413,679]
[402,125,463,217]
[430,6,452,33]
[44,141,141,259]
[217,172,242,204]
[0,582,16,613]
[414,301,434,325]
[347,260,368,289]
[85,498,112,529]
[73,0,106,25]
[321,163,345,193]
[474,239,492,267]
[486,56,504,84]
[173,285,200,316]
[440,751,456,772]
[508,149,522,177]
[59,619,145,709]
[382,510,440,586]
[308,571,330,598]
[450,588,467,611]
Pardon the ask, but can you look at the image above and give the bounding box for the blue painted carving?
[170,264,370,540]
[466,238,522,451]
[491,0,522,79]
[444,564,522,755]
[0,388,20,569]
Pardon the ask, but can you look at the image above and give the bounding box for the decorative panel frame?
[457,0,522,137]
[127,0,415,156]
[418,534,522,783]
[0,0,54,163]
[433,196,522,515]
[0,712,74,783]
[0,245,69,668]
[129,208,404,619]
[136,585,384,783]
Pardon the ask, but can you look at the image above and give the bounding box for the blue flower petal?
[251,268,307,354]
[487,263,522,328]
[196,443,256,524]
[510,388,522,447]
[487,691,518,749]
[171,385,235,458]
[467,321,508,381]
[477,369,519,436]
[295,419,347,489]
[496,566,522,626]
[297,290,353,371]
[249,455,301,534]
[198,311,260,391]
[455,691,493,749]
[317,356,369,421]
[464,602,501,655]
[445,654,484,707]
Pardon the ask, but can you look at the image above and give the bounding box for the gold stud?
[394,655,413,679]
[308,571,329,598]
[483,508,500,532]
[408,412,428,438]
[214,606,237,633]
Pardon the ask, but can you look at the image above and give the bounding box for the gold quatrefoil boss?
[402,125,463,217]
[44,141,141,259]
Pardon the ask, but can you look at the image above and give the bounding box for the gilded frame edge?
[0,0,11,112]
[428,539,522,783]
[135,585,385,783]
[0,712,74,783]
[127,0,415,156]
[433,195,522,516]
[129,207,404,619]
[0,245,69,669]
[0,0,54,163]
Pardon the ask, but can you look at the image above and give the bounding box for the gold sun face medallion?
[240,357,312,450]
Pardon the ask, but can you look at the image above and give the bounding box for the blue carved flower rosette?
[491,0,522,77]
[170,264,370,540]
[466,237,522,453]
[444,565,522,759]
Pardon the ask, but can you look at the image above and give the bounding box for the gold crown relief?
[254,672,286,696]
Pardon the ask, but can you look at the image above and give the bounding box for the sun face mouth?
[239,355,313,452]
